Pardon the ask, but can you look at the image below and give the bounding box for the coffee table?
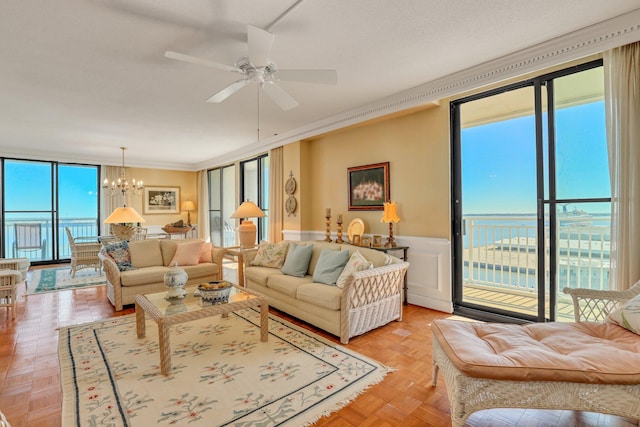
[135,284,268,375]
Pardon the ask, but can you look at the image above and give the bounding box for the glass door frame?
[451,59,607,323]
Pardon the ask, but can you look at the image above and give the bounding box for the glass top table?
[135,283,268,375]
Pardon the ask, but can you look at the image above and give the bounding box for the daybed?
[432,282,640,426]
[99,239,224,311]
[243,240,409,344]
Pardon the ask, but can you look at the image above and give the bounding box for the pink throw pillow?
[199,242,213,263]
[169,241,204,266]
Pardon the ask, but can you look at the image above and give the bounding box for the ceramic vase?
[164,263,188,299]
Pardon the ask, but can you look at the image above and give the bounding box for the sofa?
[243,240,409,344]
[99,238,224,311]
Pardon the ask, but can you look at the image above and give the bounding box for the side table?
[370,245,409,305]
[225,246,257,287]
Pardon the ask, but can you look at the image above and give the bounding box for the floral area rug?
[59,308,392,426]
[27,266,105,295]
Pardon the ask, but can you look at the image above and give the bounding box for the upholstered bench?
[432,282,640,426]
[432,320,640,426]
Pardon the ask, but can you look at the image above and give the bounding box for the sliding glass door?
[452,60,610,322]
[2,159,99,264]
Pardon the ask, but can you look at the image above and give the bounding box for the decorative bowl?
[198,281,232,304]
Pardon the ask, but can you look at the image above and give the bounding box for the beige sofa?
[243,241,409,344]
[99,239,224,311]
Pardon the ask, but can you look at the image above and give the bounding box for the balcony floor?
[463,284,576,321]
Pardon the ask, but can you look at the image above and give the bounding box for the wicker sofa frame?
[432,282,640,427]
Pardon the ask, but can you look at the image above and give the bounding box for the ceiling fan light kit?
[165,24,337,110]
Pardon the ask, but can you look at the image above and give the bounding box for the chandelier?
[102,147,143,199]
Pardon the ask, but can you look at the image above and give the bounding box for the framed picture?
[144,186,180,214]
[361,236,371,247]
[348,162,390,211]
[351,234,361,246]
[372,235,383,248]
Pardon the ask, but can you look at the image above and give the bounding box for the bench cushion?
[432,319,640,384]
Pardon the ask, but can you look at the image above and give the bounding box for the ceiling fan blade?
[247,25,274,66]
[206,79,250,103]
[262,81,299,111]
[275,69,337,85]
[165,51,241,73]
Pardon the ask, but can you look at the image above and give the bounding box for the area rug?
[59,308,392,426]
[27,267,105,295]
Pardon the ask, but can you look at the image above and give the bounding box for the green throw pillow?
[280,243,314,277]
[312,248,350,285]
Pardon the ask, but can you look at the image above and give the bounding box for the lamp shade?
[181,201,195,211]
[381,202,400,223]
[231,200,266,248]
[104,207,146,224]
[230,200,266,219]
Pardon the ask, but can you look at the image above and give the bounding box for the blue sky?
[462,101,610,215]
[5,162,98,219]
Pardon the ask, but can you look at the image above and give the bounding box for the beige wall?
[126,167,198,227]
[284,102,451,240]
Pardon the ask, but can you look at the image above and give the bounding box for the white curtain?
[268,146,284,242]
[604,41,640,290]
[197,170,210,242]
[100,166,119,236]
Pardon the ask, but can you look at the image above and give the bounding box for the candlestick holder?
[325,215,332,242]
[336,216,344,244]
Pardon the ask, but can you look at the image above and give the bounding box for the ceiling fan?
[165,25,337,111]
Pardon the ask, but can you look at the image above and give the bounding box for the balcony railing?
[3,217,99,261]
[464,214,611,294]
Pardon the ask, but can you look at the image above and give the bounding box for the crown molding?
[197,8,640,170]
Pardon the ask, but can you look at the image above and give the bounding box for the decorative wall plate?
[286,195,297,216]
[285,176,296,194]
[347,218,365,242]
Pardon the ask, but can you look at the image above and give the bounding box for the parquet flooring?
[0,264,638,426]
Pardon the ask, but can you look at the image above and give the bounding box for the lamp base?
[384,222,397,248]
[238,220,257,248]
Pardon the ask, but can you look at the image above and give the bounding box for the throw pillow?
[280,242,314,277]
[605,293,640,335]
[199,242,213,263]
[169,240,204,266]
[104,240,136,272]
[251,240,289,268]
[336,250,373,289]
[312,248,350,285]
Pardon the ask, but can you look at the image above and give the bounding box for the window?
[240,154,269,244]
[207,164,236,247]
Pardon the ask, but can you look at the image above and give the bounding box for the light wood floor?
[0,265,638,426]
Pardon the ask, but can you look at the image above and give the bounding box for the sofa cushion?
[246,266,283,287]
[170,240,204,266]
[120,266,167,286]
[336,250,373,289]
[160,240,179,266]
[281,242,313,277]
[251,240,289,268]
[606,293,640,335]
[182,263,219,280]
[129,239,163,268]
[199,242,213,263]
[104,241,136,271]
[296,283,343,311]
[346,246,394,268]
[266,274,313,298]
[312,248,350,285]
[305,242,341,275]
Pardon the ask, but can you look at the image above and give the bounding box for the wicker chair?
[0,258,30,283]
[0,270,21,320]
[65,227,102,278]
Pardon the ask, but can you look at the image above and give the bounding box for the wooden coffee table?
[135,284,268,375]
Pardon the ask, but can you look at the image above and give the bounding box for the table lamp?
[181,200,195,226]
[104,207,146,240]
[231,200,266,248]
[381,201,400,248]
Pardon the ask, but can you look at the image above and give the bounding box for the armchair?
[65,227,102,278]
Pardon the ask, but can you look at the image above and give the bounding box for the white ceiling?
[1,1,639,170]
